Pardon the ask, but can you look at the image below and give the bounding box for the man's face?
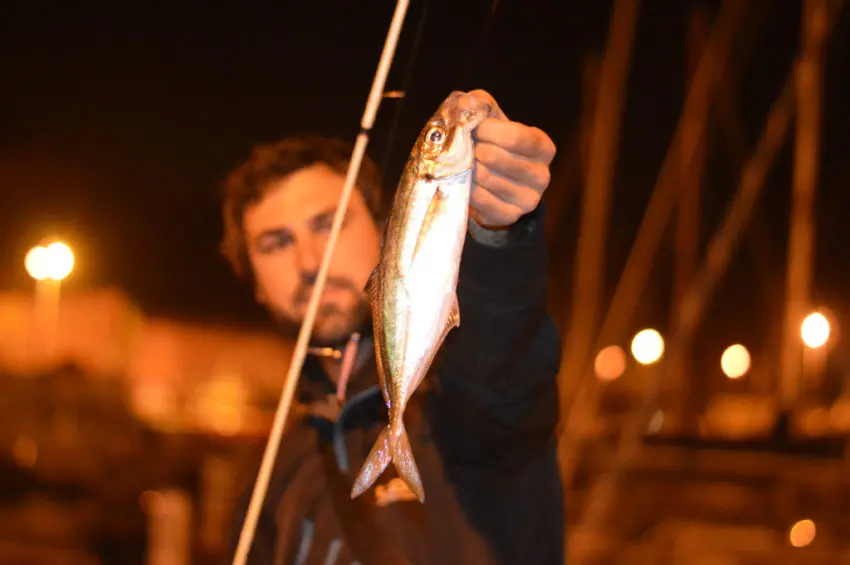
[242,163,382,344]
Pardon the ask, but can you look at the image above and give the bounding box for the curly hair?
[220,134,385,283]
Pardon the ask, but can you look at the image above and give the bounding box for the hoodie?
[226,202,564,565]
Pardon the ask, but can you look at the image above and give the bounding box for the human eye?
[255,229,293,254]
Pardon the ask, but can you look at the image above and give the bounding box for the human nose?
[294,237,322,275]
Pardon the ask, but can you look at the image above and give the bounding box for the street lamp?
[630,328,665,365]
[25,241,74,282]
[594,345,627,381]
[801,311,830,349]
[25,240,75,361]
[721,344,751,379]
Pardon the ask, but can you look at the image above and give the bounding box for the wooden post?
[780,0,829,410]
[568,1,845,557]
[545,54,601,328]
[557,0,641,419]
[544,53,600,248]
[670,2,712,427]
[579,55,602,188]
[558,0,749,497]
[569,69,797,565]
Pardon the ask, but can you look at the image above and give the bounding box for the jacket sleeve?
[225,488,280,565]
[430,201,562,471]
[223,422,321,565]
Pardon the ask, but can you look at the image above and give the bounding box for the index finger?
[475,119,557,163]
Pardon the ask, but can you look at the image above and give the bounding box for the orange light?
[630,329,664,365]
[594,345,627,381]
[789,519,816,548]
[720,344,751,379]
[25,241,75,281]
[801,312,830,349]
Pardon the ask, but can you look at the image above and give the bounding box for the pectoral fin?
[448,293,460,329]
[411,185,448,265]
[436,293,460,352]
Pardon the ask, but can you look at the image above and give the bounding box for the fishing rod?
[230,1,412,563]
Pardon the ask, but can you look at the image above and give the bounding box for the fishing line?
[377,0,501,188]
[378,0,431,188]
[230,2,412,563]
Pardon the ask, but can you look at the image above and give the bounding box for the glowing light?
[25,241,75,281]
[720,344,751,379]
[194,373,247,437]
[630,329,664,365]
[594,345,627,381]
[24,246,50,281]
[11,436,38,468]
[801,312,830,349]
[789,519,816,548]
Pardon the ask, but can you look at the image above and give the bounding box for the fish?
[350,91,491,503]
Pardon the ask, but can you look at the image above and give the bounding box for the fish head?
[414,91,491,180]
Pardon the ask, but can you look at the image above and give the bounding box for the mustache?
[293,273,362,307]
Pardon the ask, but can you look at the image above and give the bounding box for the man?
[221,90,563,565]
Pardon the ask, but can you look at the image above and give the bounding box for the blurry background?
[1,0,849,563]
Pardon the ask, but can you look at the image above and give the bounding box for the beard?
[273,281,371,348]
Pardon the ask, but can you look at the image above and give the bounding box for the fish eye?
[425,126,445,145]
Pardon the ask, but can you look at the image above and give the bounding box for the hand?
[466,89,557,229]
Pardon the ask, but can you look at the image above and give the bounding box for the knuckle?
[475,143,496,165]
[532,126,557,161]
[532,166,551,190]
[509,129,524,152]
[470,186,490,210]
[475,162,494,186]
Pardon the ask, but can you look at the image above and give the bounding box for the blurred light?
[11,436,38,468]
[45,241,75,280]
[139,489,164,510]
[594,345,627,381]
[24,246,50,281]
[720,344,751,379]
[801,312,830,349]
[194,373,247,437]
[25,241,75,281]
[789,519,816,548]
[630,329,664,365]
[646,409,664,434]
[129,381,180,430]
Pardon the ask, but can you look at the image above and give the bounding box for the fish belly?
[394,177,470,403]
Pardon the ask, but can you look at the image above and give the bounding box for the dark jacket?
[227,203,564,565]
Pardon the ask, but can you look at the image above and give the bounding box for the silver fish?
[350,91,491,502]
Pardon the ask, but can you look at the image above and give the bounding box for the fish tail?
[350,426,392,499]
[391,421,424,502]
[349,420,425,502]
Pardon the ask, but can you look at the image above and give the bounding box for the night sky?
[1,1,848,362]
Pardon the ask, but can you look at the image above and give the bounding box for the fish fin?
[374,336,390,406]
[363,266,380,302]
[366,266,392,405]
[350,426,393,499]
[411,185,447,265]
[434,293,461,353]
[392,424,425,503]
[449,292,460,329]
